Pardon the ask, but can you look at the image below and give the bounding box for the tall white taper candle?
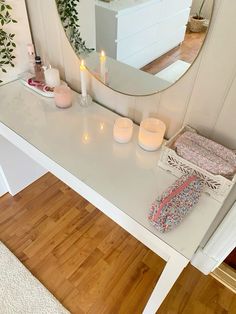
[100,50,106,83]
[80,60,87,97]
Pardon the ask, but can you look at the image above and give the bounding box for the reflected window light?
[99,122,105,132]
[82,133,91,144]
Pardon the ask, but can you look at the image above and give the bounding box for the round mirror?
[56,0,214,96]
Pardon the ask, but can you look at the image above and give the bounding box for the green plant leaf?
[0,0,17,82]
[56,0,93,54]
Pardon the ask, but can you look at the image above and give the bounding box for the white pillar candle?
[80,60,87,97]
[113,117,133,144]
[44,66,60,88]
[138,118,166,151]
[100,50,107,83]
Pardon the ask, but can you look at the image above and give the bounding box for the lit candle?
[54,85,73,109]
[138,118,166,151]
[113,117,133,144]
[80,59,87,97]
[44,66,60,88]
[100,50,107,83]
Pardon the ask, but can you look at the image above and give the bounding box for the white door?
[191,201,236,274]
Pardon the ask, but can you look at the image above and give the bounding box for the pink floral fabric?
[149,175,203,233]
[174,131,236,177]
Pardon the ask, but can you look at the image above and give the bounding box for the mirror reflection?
[56,0,213,96]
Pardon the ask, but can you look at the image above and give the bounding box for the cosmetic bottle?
[27,43,35,75]
[34,56,44,82]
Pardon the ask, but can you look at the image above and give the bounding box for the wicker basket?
[158,126,236,203]
[189,16,206,32]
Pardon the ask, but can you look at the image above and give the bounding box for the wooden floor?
[212,263,236,294]
[142,31,206,75]
[0,173,235,314]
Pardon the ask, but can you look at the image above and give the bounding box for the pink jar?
[54,85,73,109]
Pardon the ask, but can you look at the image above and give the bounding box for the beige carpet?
[0,242,70,314]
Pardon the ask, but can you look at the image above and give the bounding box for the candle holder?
[138,118,166,151]
[100,70,109,85]
[113,117,133,144]
[79,94,92,107]
[54,85,73,109]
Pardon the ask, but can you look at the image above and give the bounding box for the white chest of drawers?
[95,0,192,68]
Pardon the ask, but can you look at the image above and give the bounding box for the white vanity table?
[0,81,223,313]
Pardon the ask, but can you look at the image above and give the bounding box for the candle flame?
[80,59,86,70]
[100,50,106,62]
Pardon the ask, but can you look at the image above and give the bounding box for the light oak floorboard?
[141,31,206,75]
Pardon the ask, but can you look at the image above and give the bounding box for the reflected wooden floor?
[142,31,206,75]
[0,173,235,314]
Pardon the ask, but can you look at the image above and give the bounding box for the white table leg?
[0,167,8,197]
[0,136,46,195]
[143,254,189,314]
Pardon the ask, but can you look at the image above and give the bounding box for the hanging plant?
[0,0,17,83]
[56,0,93,56]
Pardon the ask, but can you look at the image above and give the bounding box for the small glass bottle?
[34,56,44,82]
[27,43,35,75]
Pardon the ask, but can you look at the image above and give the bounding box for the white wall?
[26,0,236,149]
[191,0,214,19]
[0,0,32,85]
[28,0,95,75]
[77,0,96,49]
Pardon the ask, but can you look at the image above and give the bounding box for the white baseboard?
[191,249,220,275]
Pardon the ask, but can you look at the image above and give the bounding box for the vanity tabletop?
[0,81,222,259]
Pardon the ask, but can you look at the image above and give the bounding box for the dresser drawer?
[117,0,163,40]
[159,8,190,34]
[161,0,192,19]
[117,9,189,61]
[117,23,160,60]
[122,26,186,68]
